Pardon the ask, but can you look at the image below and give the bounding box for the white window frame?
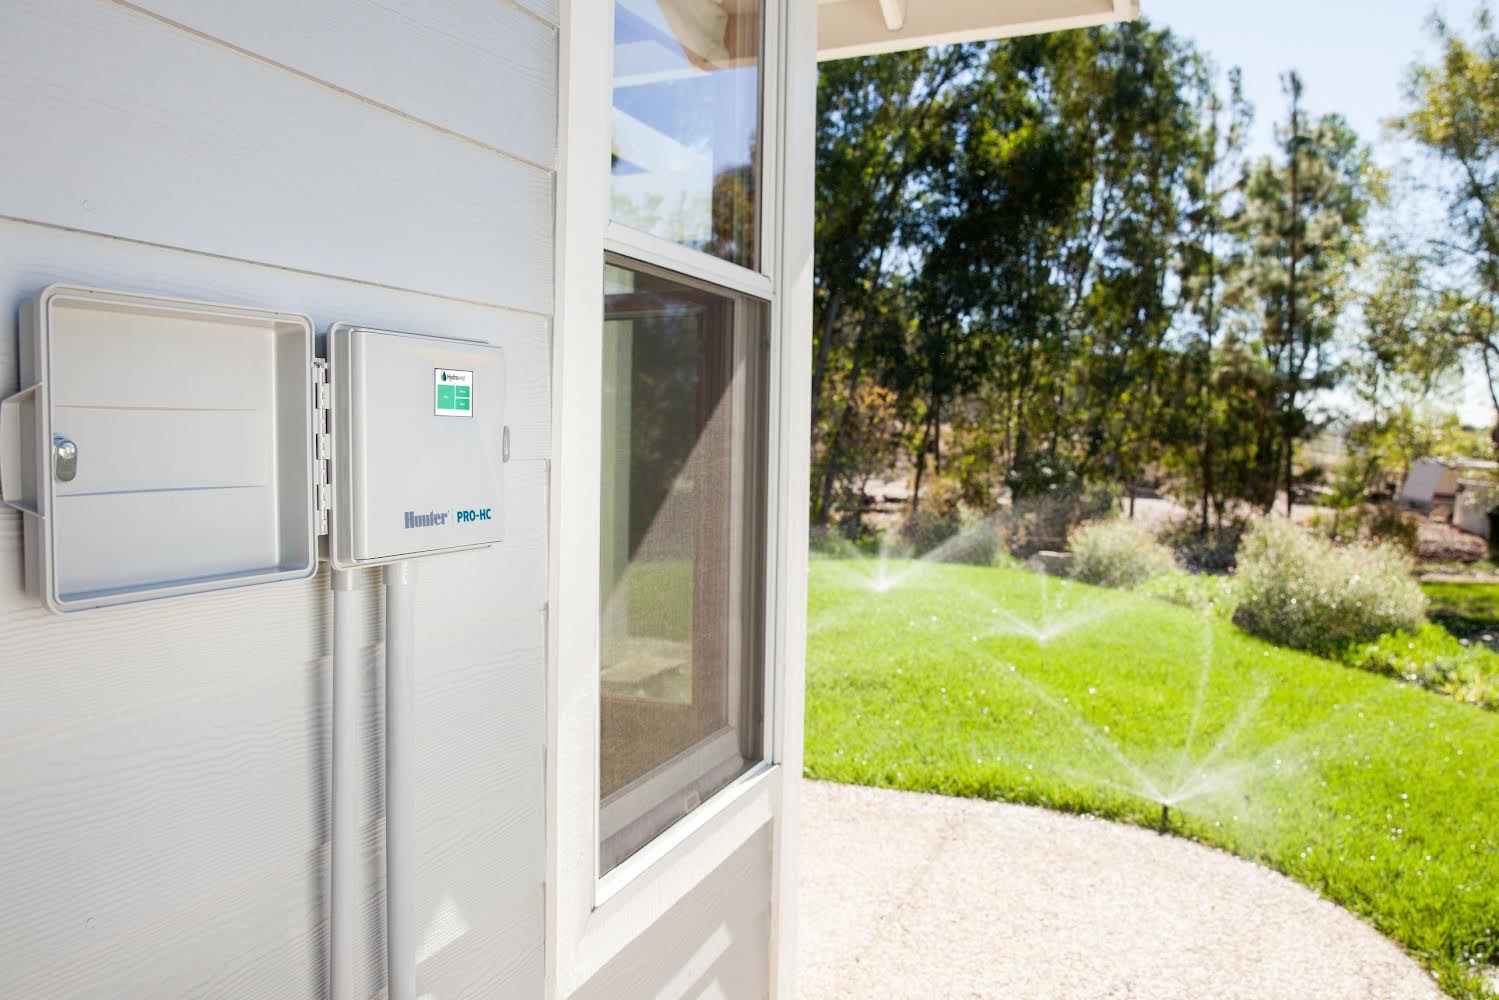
[547,0,815,994]
[595,266,766,877]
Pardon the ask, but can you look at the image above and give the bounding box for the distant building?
[1454,479,1499,539]
[1401,457,1499,537]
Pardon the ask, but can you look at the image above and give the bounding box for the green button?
[437,384,456,409]
[455,385,470,400]
[455,396,470,411]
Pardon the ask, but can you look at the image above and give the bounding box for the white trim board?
[816,0,1140,60]
[547,0,795,995]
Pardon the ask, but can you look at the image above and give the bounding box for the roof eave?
[816,0,1140,61]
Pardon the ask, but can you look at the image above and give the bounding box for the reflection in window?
[610,0,762,268]
[599,261,768,873]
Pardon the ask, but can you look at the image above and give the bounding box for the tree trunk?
[908,415,935,521]
[809,285,845,430]
[1200,435,1214,535]
[1284,81,1301,520]
[1282,430,1296,519]
[931,399,942,474]
[813,338,867,526]
[1482,347,1499,463]
[1200,218,1218,536]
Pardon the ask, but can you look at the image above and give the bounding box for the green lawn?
[806,557,1499,998]
[1425,581,1499,646]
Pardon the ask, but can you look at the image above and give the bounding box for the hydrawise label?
[434,368,474,417]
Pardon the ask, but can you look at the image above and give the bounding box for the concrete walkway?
[797,781,1444,1000]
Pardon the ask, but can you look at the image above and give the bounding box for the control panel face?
[332,325,505,565]
[433,367,473,417]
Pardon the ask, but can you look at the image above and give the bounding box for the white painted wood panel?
[0,466,550,1000]
[0,227,553,1000]
[0,0,553,312]
[512,0,562,29]
[770,1,818,995]
[570,830,773,1000]
[5,850,325,999]
[0,1,557,997]
[817,0,1131,59]
[0,636,325,998]
[353,460,550,1000]
[128,0,557,168]
[0,219,551,463]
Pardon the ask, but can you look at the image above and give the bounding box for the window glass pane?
[599,260,767,873]
[610,0,762,269]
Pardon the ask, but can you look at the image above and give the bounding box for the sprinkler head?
[1159,802,1171,833]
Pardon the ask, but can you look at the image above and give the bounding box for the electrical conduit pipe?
[329,569,360,1000]
[384,560,418,1000]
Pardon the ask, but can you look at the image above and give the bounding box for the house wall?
[569,831,773,1000]
[0,1,555,997]
[1400,459,1459,507]
[1455,481,1496,539]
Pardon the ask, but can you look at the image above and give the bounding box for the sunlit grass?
[805,558,1499,998]
[1425,580,1499,645]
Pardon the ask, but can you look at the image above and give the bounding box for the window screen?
[599,260,768,873]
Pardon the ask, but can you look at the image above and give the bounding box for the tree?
[1176,66,1252,533]
[811,48,976,526]
[901,22,1212,518]
[1394,6,1499,452]
[1236,72,1374,515]
[808,21,1302,533]
[902,34,1088,516]
[1057,21,1207,514]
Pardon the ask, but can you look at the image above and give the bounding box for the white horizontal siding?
[0,218,552,462]
[0,0,556,994]
[343,461,551,1000]
[571,830,773,1000]
[0,551,329,998]
[0,0,553,312]
[410,460,549,998]
[514,0,562,28]
[125,0,557,167]
[0,463,550,1000]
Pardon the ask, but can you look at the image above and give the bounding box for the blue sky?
[1143,0,1486,161]
[1144,0,1492,424]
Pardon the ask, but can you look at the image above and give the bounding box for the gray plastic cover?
[0,285,317,612]
[327,323,505,569]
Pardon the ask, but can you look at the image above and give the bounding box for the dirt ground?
[855,478,1491,569]
[1418,517,1489,564]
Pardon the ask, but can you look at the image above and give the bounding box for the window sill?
[595,759,777,907]
[559,761,781,992]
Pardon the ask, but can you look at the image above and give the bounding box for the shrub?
[1142,570,1240,618]
[1361,502,1420,555]
[808,528,878,559]
[1232,517,1427,656]
[1067,518,1176,589]
[1158,517,1246,573]
[903,509,960,555]
[1343,624,1499,710]
[900,510,1001,567]
[1003,454,1117,554]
